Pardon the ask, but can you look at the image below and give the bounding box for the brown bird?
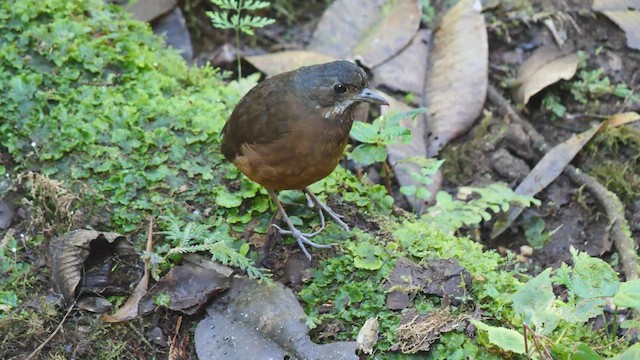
[221,61,388,259]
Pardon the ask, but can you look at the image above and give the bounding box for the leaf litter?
[195,277,358,360]
[424,0,488,157]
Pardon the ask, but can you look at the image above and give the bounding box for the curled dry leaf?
[491,112,640,238]
[309,0,421,68]
[195,277,358,360]
[424,0,488,157]
[514,44,579,104]
[49,230,138,303]
[593,0,640,50]
[245,50,337,77]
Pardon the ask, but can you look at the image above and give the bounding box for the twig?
[25,300,76,360]
[564,166,638,280]
[170,316,183,349]
[487,85,638,280]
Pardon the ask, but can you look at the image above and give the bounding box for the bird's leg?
[303,187,350,232]
[267,189,331,260]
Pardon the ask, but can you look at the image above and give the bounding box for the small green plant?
[522,215,561,250]
[398,157,444,212]
[473,248,640,358]
[423,183,540,234]
[421,0,436,26]
[542,93,567,119]
[146,214,267,280]
[349,108,427,193]
[206,0,275,78]
[0,231,32,315]
[349,108,427,167]
[568,51,638,107]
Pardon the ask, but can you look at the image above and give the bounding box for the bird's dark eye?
[333,83,347,94]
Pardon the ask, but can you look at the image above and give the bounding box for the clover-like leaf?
[350,144,387,166]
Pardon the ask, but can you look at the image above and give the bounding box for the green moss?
[586,127,640,203]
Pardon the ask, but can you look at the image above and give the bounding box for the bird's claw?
[272,224,332,260]
[271,224,323,238]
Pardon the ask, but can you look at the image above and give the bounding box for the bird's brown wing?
[221,73,305,162]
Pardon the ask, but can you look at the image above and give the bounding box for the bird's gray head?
[292,61,388,119]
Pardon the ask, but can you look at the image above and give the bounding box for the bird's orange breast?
[233,120,349,190]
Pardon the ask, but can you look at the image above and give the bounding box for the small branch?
[25,300,76,360]
[487,85,638,280]
[564,166,638,280]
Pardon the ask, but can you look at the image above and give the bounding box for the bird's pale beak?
[356,88,389,106]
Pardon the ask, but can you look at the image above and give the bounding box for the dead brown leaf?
[373,29,432,100]
[424,0,488,157]
[514,44,579,104]
[491,112,640,238]
[126,0,177,22]
[245,51,337,77]
[309,0,421,68]
[593,0,640,50]
[138,261,230,316]
[48,230,138,303]
[101,220,154,323]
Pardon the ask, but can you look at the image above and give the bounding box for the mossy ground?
[1,0,639,359]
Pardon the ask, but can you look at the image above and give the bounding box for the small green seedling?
[206,0,275,78]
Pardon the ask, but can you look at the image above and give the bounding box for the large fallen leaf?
[309,0,421,68]
[491,112,640,238]
[383,96,441,212]
[125,0,178,22]
[373,29,432,100]
[593,0,640,50]
[195,277,358,360]
[49,230,140,303]
[424,0,488,157]
[245,51,337,77]
[514,44,579,104]
[138,260,229,316]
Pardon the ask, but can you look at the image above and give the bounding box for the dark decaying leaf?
[138,260,230,316]
[593,0,640,50]
[384,257,473,310]
[391,308,468,353]
[0,197,15,229]
[373,29,432,100]
[49,230,141,303]
[309,0,421,68]
[424,0,488,157]
[76,296,113,313]
[195,277,358,360]
[513,44,579,104]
